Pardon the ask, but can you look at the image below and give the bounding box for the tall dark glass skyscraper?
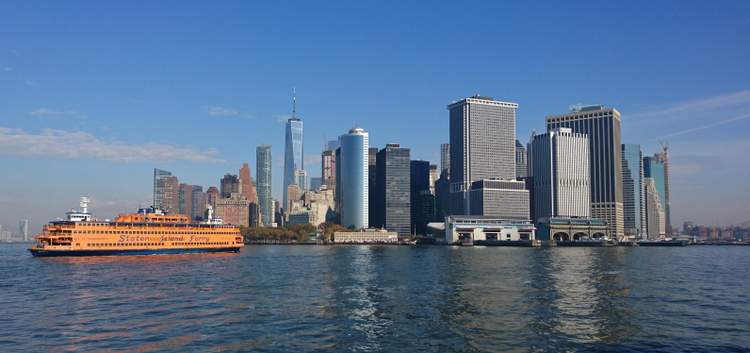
[546,105,624,239]
[256,145,273,226]
[440,143,450,178]
[368,147,378,225]
[410,160,434,235]
[622,144,646,238]
[374,144,411,236]
[190,185,205,221]
[515,140,527,179]
[153,168,172,210]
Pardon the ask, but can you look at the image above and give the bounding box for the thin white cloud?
[207,106,239,116]
[205,106,253,119]
[304,154,320,167]
[275,114,292,124]
[631,90,750,119]
[660,113,750,139]
[29,108,85,119]
[0,127,224,163]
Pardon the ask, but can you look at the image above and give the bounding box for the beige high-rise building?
[322,149,336,193]
[287,184,302,213]
[239,163,258,204]
[645,177,665,239]
[178,183,193,217]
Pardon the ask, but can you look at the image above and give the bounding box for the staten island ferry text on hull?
[29,197,244,257]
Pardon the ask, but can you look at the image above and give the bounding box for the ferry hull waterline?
[29,197,244,257]
[29,247,240,257]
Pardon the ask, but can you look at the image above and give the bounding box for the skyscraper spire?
[283,87,304,210]
[292,87,297,119]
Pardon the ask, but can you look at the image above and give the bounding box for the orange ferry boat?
[29,197,244,257]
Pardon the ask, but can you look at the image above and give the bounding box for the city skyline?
[1,1,749,233]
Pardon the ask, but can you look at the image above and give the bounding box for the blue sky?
[1,1,749,233]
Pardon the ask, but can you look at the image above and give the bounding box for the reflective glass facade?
[256,145,273,226]
[622,144,645,238]
[374,144,411,236]
[153,168,172,210]
[339,128,369,229]
[283,118,304,209]
[644,156,667,224]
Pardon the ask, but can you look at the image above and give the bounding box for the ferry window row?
[86,242,235,247]
[173,242,231,246]
[89,243,164,247]
[73,230,237,235]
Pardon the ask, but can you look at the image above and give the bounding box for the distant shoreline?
[244,240,750,247]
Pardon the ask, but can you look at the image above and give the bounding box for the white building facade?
[546,106,624,239]
[645,177,666,239]
[529,128,590,221]
[444,216,536,243]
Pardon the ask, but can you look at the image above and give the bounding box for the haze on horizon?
[1,1,749,234]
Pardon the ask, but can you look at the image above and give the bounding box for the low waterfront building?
[288,212,312,226]
[333,229,398,243]
[535,217,610,241]
[443,216,536,244]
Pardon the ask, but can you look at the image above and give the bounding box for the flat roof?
[447,97,519,109]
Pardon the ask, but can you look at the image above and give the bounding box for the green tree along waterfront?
[240,223,350,243]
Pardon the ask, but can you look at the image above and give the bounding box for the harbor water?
[1,244,749,352]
